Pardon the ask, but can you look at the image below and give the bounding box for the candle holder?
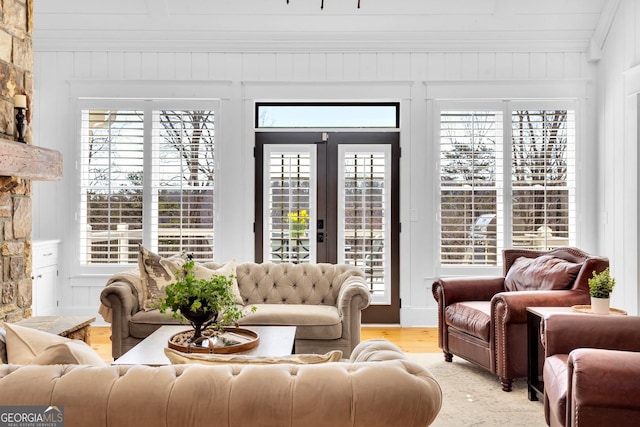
[15,107,26,143]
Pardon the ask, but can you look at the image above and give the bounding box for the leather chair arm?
[543,313,640,357]
[432,276,505,305]
[491,290,589,324]
[568,348,640,426]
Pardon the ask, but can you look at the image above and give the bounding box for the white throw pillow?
[137,245,242,310]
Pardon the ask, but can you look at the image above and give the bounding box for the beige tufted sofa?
[100,262,371,359]
[0,339,442,427]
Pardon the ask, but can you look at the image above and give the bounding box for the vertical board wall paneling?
[124,52,142,80]
[191,52,209,80]
[174,52,192,80]
[140,52,160,80]
[512,53,530,79]
[73,52,92,79]
[308,53,327,81]
[90,52,108,80]
[157,52,175,80]
[460,53,479,80]
[325,53,344,81]
[106,52,125,80]
[478,53,496,80]
[33,46,603,320]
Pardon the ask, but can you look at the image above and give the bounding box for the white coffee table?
[112,325,297,366]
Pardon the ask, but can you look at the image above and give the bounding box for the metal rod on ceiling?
[286,0,360,9]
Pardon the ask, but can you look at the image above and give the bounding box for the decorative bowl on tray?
[168,327,260,354]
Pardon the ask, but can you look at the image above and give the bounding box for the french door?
[255,131,400,323]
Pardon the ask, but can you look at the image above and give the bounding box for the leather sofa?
[542,313,640,427]
[432,247,609,392]
[0,339,442,427]
[100,261,371,359]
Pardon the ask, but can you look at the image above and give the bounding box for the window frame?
[436,99,578,276]
[75,98,220,274]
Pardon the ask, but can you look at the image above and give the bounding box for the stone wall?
[0,0,33,322]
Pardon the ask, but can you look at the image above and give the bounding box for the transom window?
[79,101,218,265]
[439,104,576,266]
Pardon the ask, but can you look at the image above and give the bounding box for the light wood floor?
[90,326,440,363]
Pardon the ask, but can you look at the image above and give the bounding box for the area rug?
[407,353,547,427]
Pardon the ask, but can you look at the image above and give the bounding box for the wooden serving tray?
[571,305,627,315]
[168,327,260,354]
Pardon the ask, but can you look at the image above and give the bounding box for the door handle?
[317,232,325,243]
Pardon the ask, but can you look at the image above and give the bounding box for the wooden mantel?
[0,137,62,181]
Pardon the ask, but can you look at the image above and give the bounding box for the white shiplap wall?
[32,46,602,325]
[595,0,640,315]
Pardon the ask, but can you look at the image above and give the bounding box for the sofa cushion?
[543,354,569,427]
[3,323,105,366]
[504,255,582,292]
[239,304,342,340]
[163,347,343,365]
[138,245,242,310]
[444,301,491,342]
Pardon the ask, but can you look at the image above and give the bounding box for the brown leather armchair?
[542,313,640,427]
[432,247,609,392]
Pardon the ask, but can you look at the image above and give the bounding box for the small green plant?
[588,267,616,299]
[287,209,309,239]
[154,254,246,327]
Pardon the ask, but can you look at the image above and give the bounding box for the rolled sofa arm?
[337,275,372,314]
[99,270,143,359]
[337,275,371,354]
[568,348,640,427]
[543,313,640,357]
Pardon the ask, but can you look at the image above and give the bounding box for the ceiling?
[33,0,614,53]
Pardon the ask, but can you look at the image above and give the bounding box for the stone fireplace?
[0,0,61,322]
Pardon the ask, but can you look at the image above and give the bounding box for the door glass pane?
[338,145,391,304]
[264,145,317,263]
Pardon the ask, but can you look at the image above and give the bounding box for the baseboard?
[401,306,438,327]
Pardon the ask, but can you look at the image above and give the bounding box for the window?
[256,103,399,128]
[439,105,576,266]
[79,102,217,265]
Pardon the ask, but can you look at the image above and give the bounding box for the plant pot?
[180,304,218,343]
[590,296,610,314]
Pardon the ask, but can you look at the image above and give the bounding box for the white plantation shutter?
[511,110,575,250]
[338,145,391,303]
[439,106,576,267]
[80,110,144,264]
[440,111,503,266]
[152,110,215,260]
[79,103,218,265]
[263,145,317,264]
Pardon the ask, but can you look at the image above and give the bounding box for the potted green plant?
[588,267,616,314]
[155,254,246,343]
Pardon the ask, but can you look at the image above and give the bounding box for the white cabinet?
[31,240,60,316]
